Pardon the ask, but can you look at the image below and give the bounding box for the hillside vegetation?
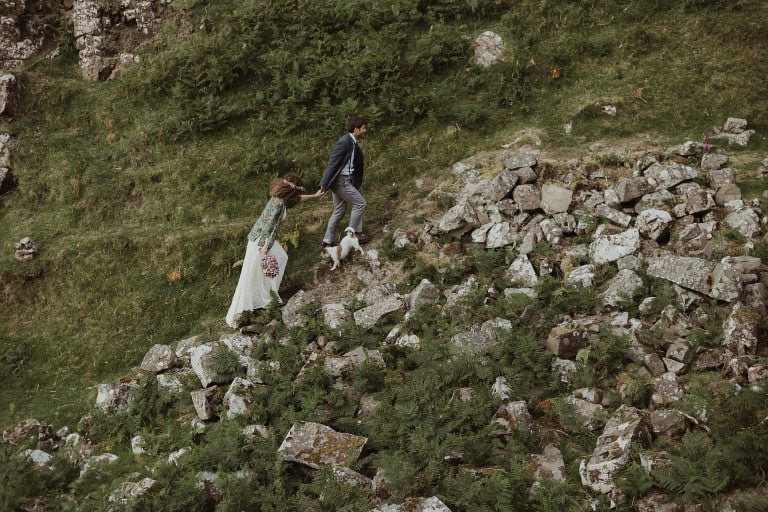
[1,3,768,509]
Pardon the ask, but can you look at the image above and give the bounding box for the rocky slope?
[4,127,768,511]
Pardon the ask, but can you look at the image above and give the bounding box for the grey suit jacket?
[319,133,364,189]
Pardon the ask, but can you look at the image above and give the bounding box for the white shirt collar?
[349,133,357,144]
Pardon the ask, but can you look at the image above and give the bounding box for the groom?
[320,116,369,248]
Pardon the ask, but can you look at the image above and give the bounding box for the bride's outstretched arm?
[299,189,326,202]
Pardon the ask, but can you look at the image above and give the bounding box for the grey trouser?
[323,175,366,244]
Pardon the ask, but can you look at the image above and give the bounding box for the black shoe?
[355,232,370,245]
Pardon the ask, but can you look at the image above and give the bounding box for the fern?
[654,432,733,503]
[615,462,654,498]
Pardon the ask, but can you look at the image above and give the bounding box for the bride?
[226,174,324,328]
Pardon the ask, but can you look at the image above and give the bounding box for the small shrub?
[209,345,244,383]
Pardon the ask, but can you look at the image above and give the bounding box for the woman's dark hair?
[346,116,368,133]
[270,174,305,204]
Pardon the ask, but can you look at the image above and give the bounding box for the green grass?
[2,0,768,432]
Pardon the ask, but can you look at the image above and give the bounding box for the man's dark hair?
[346,116,368,133]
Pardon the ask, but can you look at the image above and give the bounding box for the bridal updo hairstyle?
[270,174,305,207]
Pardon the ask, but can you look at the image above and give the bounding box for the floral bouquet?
[260,253,280,278]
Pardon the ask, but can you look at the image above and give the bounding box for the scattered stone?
[589,228,640,264]
[540,184,572,214]
[14,237,37,261]
[546,318,600,358]
[615,177,655,203]
[474,31,504,67]
[725,207,761,237]
[595,204,632,227]
[618,255,643,272]
[356,283,398,307]
[692,349,724,372]
[636,209,673,241]
[222,378,254,420]
[445,276,478,308]
[278,422,367,469]
[395,333,421,348]
[644,162,698,190]
[649,409,687,437]
[722,304,760,356]
[647,253,742,302]
[530,445,565,482]
[492,401,533,433]
[409,279,440,310]
[491,376,512,401]
[723,117,748,133]
[539,218,563,245]
[679,141,704,156]
[565,396,605,430]
[552,358,577,384]
[553,212,577,233]
[372,497,452,512]
[639,452,672,474]
[95,382,137,413]
[108,478,156,505]
[167,447,191,465]
[717,184,743,207]
[437,200,480,236]
[392,228,416,250]
[24,449,52,467]
[681,187,715,216]
[130,435,146,455]
[633,155,659,175]
[635,493,676,512]
[579,406,645,494]
[666,341,691,363]
[324,347,385,377]
[513,184,541,211]
[353,295,403,329]
[450,329,497,355]
[512,166,538,185]
[282,290,316,328]
[140,344,176,373]
[602,269,643,307]
[506,254,538,287]
[331,466,373,489]
[503,153,537,170]
[0,74,17,115]
[485,222,516,248]
[566,264,596,287]
[651,372,683,406]
[481,170,519,202]
[190,345,232,388]
[322,303,352,330]
[191,386,220,421]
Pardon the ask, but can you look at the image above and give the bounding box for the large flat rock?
[589,228,640,264]
[646,253,742,302]
[278,422,367,469]
[354,295,403,329]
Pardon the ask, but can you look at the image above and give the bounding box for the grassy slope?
[1,0,768,429]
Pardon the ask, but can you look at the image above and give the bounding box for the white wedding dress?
[225,237,288,328]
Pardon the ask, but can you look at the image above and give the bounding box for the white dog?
[323,227,364,270]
